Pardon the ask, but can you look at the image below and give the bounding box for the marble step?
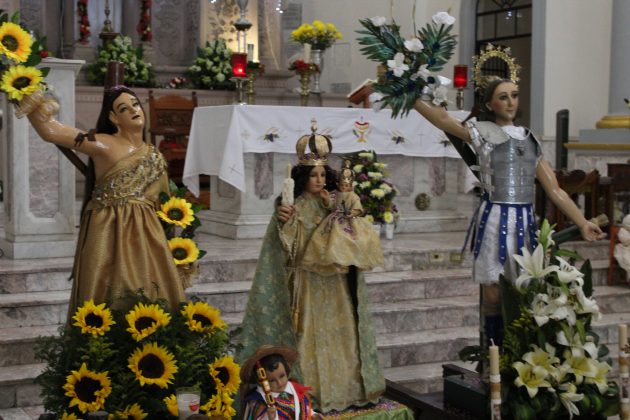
[0,363,45,409]
[0,405,44,420]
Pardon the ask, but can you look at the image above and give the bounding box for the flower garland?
[35,295,240,418]
[77,0,90,44]
[137,0,152,42]
[288,59,318,75]
[497,221,619,418]
[351,151,398,224]
[357,12,457,117]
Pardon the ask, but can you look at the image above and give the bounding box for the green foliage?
[357,17,457,117]
[87,36,155,87]
[187,39,235,90]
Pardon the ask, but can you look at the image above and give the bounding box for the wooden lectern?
[347,78,375,108]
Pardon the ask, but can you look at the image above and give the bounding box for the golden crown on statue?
[296,118,332,166]
[472,43,521,92]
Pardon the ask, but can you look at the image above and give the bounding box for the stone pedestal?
[199,153,468,239]
[0,58,84,259]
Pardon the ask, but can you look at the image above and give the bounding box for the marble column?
[0,58,84,259]
[595,0,630,129]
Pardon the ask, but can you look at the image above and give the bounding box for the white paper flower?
[436,75,452,87]
[410,64,431,81]
[432,11,456,26]
[513,245,559,289]
[431,85,449,106]
[404,38,424,53]
[387,52,409,77]
[370,16,387,27]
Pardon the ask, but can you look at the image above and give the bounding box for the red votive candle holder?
[231,52,248,78]
[453,64,468,89]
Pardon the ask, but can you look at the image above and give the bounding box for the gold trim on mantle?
[595,114,630,129]
[565,143,630,150]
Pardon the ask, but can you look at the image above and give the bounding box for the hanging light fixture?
[490,0,518,9]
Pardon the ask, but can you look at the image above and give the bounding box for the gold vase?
[246,70,258,105]
[299,71,311,107]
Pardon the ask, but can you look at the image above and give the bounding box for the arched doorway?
[475,0,532,125]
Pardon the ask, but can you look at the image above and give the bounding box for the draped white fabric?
[183,104,468,195]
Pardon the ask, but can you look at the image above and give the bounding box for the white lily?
[513,245,558,289]
[513,361,551,398]
[570,286,601,319]
[561,349,597,384]
[555,256,584,286]
[558,382,583,419]
[404,38,424,53]
[556,331,598,359]
[522,344,560,376]
[585,359,611,393]
[387,52,409,77]
[432,11,456,26]
[370,16,387,27]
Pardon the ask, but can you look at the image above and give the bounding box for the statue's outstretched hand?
[580,221,605,241]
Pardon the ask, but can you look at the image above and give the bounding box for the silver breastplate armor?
[489,135,538,204]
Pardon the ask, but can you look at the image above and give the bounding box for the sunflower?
[200,391,236,418]
[209,355,241,394]
[157,197,195,227]
[61,413,78,420]
[62,363,111,414]
[164,394,178,417]
[181,301,227,334]
[0,22,33,63]
[168,237,200,265]
[128,342,178,388]
[0,65,43,101]
[125,302,171,341]
[115,403,148,420]
[72,299,116,337]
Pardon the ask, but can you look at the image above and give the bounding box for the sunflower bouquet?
[357,11,457,117]
[157,182,206,282]
[291,20,342,50]
[494,220,619,419]
[0,12,49,106]
[351,150,399,225]
[87,35,154,87]
[35,294,241,418]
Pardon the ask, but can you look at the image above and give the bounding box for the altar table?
[183,105,470,238]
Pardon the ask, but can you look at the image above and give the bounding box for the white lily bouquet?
[357,12,457,117]
[498,220,619,419]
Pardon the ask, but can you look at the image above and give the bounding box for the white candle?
[621,324,628,351]
[247,43,255,61]
[303,43,311,63]
[489,339,500,375]
[287,163,292,178]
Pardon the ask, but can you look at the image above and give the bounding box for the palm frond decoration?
[357,13,457,118]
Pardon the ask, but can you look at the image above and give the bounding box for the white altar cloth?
[183,104,467,195]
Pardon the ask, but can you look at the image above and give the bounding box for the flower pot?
[310,49,324,93]
[384,223,394,240]
[372,223,382,236]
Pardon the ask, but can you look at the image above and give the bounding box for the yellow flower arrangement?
[181,301,227,334]
[62,363,112,413]
[128,342,178,388]
[157,196,195,227]
[1,64,43,101]
[115,402,148,419]
[209,355,241,394]
[291,20,342,50]
[168,237,200,265]
[125,302,171,341]
[72,299,116,337]
[200,390,237,418]
[0,21,32,62]
[60,412,78,420]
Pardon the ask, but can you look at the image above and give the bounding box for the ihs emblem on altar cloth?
[353,117,371,143]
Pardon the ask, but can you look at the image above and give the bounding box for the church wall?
[541,0,612,139]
